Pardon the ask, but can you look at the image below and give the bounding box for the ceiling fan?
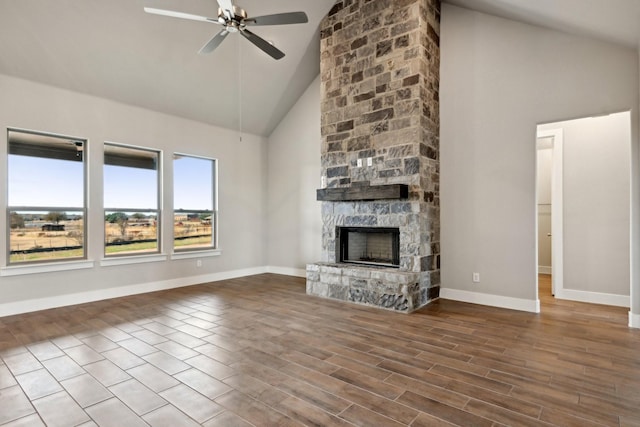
[144,0,308,60]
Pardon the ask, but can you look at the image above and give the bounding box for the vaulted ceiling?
[0,0,638,137]
[445,0,640,49]
[0,0,336,136]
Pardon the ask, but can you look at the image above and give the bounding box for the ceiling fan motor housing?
[218,6,248,32]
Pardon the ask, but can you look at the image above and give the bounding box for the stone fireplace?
[306,0,441,313]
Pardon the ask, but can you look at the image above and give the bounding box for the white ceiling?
[0,1,638,137]
[445,0,640,49]
[0,0,335,136]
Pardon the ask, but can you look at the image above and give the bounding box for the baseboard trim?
[10,267,628,320]
[0,266,268,317]
[629,312,640,328]
[538,266,552,275]
[555,288,630,307]
[266,266,307,278]
[439,288,540,313]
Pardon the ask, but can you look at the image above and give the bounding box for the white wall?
[633,49,640,326]
[266,76,322,275]
[0,74,267,313]
[440,4,639,310]
[540,113,631,297]
[536,143,553,205]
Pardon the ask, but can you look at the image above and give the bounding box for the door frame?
[536,128,564,297]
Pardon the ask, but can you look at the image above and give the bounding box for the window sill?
[100,253,168,267]
[1,260,95,277]
[171,249,222,260]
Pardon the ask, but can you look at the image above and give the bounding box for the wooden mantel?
[316,184,409,202]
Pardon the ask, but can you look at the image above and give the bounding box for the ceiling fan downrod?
[217,6,247,33]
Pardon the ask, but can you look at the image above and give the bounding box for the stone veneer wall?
[307,0,441,313]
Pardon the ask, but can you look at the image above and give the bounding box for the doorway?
[536,128,563,299]
[536,112,631,308]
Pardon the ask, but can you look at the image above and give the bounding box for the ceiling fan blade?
[246,12,309,26]
[216,0,235,18]
[240,29,285,60]
[199,30,229,54]
[144,7,218,24]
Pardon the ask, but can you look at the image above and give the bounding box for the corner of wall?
[635,46,640,325]
[265,76,322,271]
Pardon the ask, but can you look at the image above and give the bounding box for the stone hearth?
[306,0,441,313]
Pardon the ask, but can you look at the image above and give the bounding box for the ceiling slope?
[0,0,335,136]
[0,1,637,137]
[444,0,640,49]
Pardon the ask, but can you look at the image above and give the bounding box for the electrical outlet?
[472,272,480,283]
[196,259,202,268]
[367,157,373,167]
[357,158,363,167]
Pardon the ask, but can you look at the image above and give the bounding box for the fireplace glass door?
[338,227,400,268]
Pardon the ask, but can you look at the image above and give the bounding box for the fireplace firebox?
[338,227,400,268]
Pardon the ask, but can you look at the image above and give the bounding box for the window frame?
[172,152,218,253]
[103,141,162,258]
[6,128,88,266]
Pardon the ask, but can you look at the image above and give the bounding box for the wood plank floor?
[0,273,639,426]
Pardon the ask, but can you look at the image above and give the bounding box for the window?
[7,129,86,264]
[173,154,217,251]
[104,143,160,256]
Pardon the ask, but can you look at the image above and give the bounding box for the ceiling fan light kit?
[144,0,308,59]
